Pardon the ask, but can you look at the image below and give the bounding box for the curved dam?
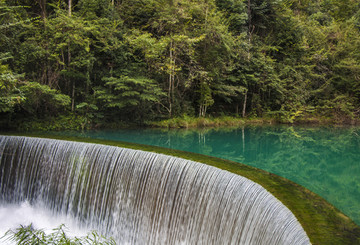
[0,136,310,244]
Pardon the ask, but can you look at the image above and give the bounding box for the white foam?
[0,201,90,244]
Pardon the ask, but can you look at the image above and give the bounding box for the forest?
[0,0,359,130]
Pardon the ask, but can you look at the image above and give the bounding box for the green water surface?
[53,125,360,225]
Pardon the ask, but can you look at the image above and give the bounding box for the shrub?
[1,224,115,245]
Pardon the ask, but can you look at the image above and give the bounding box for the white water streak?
[0,136,311,244]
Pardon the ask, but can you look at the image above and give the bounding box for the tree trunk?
[199,103,208,118]
[68,0,72,17]
[168,39,175,118]
[71,81,75,111]
[68,0,73,110]
[199,104,204,117]
[247,0,252,60]
[168,44,172,118]
[242,91,247,118]
[38,0,47,20]
[38,0,49,86]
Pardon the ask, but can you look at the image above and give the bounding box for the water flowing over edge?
[0,136,311,245]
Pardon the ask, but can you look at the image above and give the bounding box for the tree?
[96,74,165,122]
[19,81,71,117]
[0,53,24,113]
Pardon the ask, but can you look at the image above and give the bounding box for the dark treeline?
[0,0,359,130]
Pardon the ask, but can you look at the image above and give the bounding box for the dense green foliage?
[0,0,359,129]
[2,224,115,244]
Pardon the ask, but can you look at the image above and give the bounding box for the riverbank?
[150,115,360,129]
[3,132,360,244]
[2,110,359,131]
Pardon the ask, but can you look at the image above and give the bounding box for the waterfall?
[0,136,311,244]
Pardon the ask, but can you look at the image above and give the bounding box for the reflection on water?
[51,125,360,225]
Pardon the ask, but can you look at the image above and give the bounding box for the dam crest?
[0,136,310,244]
